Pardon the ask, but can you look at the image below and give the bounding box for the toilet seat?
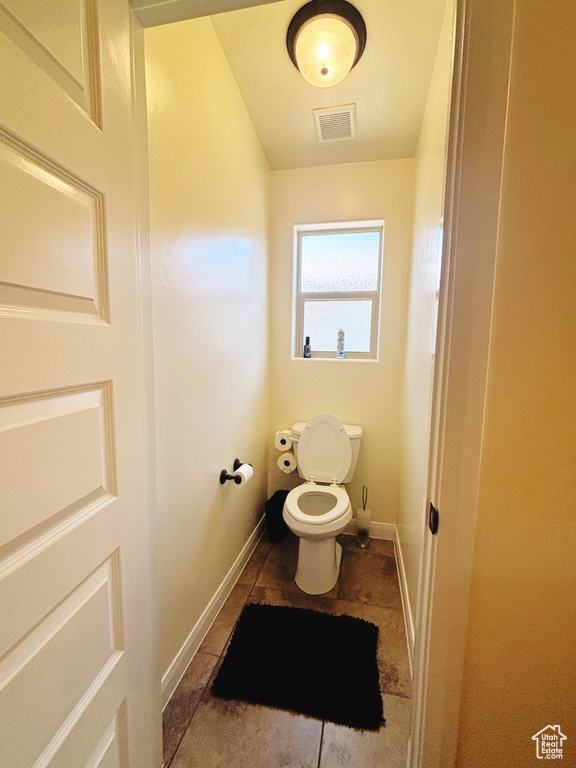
[285,483,350,526]
[297,414,352,484]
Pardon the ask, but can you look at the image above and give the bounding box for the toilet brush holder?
[356,508,371,548]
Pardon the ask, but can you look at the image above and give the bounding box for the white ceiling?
[210,0,448,170]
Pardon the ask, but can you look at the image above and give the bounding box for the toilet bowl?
[284,482,352,594]
[282,414,362,595]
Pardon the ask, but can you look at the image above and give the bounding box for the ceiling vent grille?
[313,104,357,143]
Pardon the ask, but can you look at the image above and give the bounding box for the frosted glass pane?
[303,300,372,352]
[301,231,380,292]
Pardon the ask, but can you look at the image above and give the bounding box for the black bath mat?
[211,603,384,730]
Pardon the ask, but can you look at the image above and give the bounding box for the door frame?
[129,0,516,764]
[409,0,514,765]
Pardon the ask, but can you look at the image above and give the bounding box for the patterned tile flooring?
[163,532,412,768]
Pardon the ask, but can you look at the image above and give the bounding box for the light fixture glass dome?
[295,14,358,88]
[286,0,367,89]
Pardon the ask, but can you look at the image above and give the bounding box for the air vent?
[313,104,357,143]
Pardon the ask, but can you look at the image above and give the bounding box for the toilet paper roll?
[232,463,253,486]
[274,429,293,451]
[277,451,297,474]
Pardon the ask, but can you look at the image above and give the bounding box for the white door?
[0,2,160,767]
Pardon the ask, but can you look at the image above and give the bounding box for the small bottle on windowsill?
[303,336,311,358]
[336,329,345,358]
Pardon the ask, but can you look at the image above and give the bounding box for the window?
[294,222,384,359]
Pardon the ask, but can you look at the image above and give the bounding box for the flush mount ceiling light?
[286,0,367,88]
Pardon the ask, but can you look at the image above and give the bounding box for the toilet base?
[295,538,343,595]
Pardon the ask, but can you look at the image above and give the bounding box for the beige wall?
[397,0,454,625]
[145,17,270,678]
[268,160,415,522]
[457,2,576,764]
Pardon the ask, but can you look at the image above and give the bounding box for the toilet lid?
[297,414,352,484]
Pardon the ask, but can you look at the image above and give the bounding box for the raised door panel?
[0,131,108,322]
[53,709,126,768]
[0,0,101,123]
[0,384,115,552]
[0,557,124,768]
[2,0,85,80]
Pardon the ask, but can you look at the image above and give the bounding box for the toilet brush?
[356,486,371,549]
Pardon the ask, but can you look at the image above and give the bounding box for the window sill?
[290,356,380,363]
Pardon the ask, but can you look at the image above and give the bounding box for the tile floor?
[162,532,412,768]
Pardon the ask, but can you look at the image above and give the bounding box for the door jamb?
[409,0,515,765]
[128,1,516,765]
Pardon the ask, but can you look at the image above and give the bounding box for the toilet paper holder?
[220,458,251,485]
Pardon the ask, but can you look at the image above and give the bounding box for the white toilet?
[283,414,363,595]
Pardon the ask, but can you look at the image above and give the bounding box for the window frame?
[294,221,384,360]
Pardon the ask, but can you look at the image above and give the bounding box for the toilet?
[283,414,363,595]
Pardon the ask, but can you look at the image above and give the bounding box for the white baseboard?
[393,529,415,674]
[342,519,395,539]
[343,517,414,674]
[161,515,266,709]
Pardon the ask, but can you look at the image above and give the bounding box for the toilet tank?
[291,421,362,483]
